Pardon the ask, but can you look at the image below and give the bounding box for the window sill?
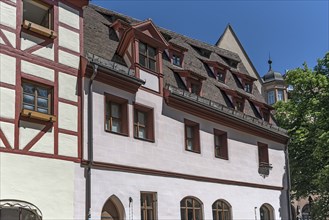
[134,136,155,143]
[21,109,56,122]
[105,129,129,137]
[185,149,201,154]
[22,20,57,39]
[215,156,229,160]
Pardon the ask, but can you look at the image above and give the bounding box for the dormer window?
[261,109,270,122]
[244,82,252,93]
[217,69,226,82]
[139,42,157,72]
[190,82,201,95]
[173,54,181,66]
[234,97,244,112]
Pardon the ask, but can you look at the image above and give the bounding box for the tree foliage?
[274,52,329,219]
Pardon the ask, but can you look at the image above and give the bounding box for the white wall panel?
[21,60,54,81]
[2,29,16,47]
[0,87,15,119]
[32,43,55,61]
[58,50,80,69]
[58,102,78,132]
[19,121,45,150]
[59,27,80,52]
[0,122,14,148]
[29,128,54,154]
[58,2,80,29]
[58,133,78,157]
[140,69,159,92]
[0,2,16,28]
[58,72,78,102]
[21,32,43,51]
[0,53,16,85]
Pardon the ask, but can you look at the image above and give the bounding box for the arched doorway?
[260,204,274,220]
[101,195,125,220]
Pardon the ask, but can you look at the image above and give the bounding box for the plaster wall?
[0,87,15,119]
[84,81,287,187]
[58,132,78,157]
[140,69,159,92]
[58,72,78,102]
[59,50,80,69]
[21,60,55,82]
[2,29,16,47]
[58,2,80,29]
[59,27,80,53]
[0,53,16,85]
[78,170,289,220]
[0,153,80,220]
[0,2,16,28]
[217,28,262,93]
[58,102,78,132]
[0,122,14,148]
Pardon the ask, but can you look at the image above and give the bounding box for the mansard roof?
[83,4,285,132]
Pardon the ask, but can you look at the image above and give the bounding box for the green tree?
[275,52,329,219]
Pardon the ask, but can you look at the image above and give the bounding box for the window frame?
[184,119,200,153]
[267,90,275,105]
[172,54,182,67]
[214,129,228,160]
[244,82,252,93]
[133,103,155,142]
[180,197,203,220]
[212,200,231,220]
[104,93,129,136]
[21,80,56,122]
[233,97,244,112]
[277,89,284,101]
[187,78,202,96]
[216,68,226,83]
[258,142,269,165]
[22,0,57,38]
[140,192,157,220]
[139,41,157,72]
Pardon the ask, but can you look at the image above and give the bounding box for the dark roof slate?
[84,4,274,125]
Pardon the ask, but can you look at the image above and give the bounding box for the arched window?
[101,195,125,220]
[302,204,311,220]
[212,200,231,220]
[260,204,274,220]
[180,197,203,220]
[0,200,42,220]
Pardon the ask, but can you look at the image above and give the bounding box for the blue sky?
[92,0,329,77]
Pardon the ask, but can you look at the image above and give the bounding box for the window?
[0,200,42,220]
[217,69,226,82]
[234,98,244,112]
[244,83,252,93]
[191,83,201,95]
[180,197,203,220]
[105,94,128,135]
[262,110,270,123]
[141,192,157,220]
[173,54,181,66]
[267,90,275,105]
[212,200,231,220]
[134,104,154,141]
[258,142,269,165]
[23,0,53,29]
[277,89,284,101]
[214,129,228,160]
[22,81,52,115]
[184,119,200,153]
[139,42,157,72]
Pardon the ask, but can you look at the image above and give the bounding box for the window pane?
[267,91,275,105]
[23,83,35,94]
[195,209,201,220]
[149,59,156,71]
[148,46,156,58]
[139,127,146,139]
[38,87,48,97]
[139,42,146,54]
[23,94,35,104]
[186,139,193,150]
[186,126,193,138]
[187,209,193,220]
[23,104,35,111]
[139,55,146,67]
[111,103,120,118]
[147,210,153,220]
[37,107,48,114]
[112,119,121,133]
[23,0,51,29]
[138,111,146,125]
[277,90,284,101]
[37,97,48,108]
[186,199,193,207]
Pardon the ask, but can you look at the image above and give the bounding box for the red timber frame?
[0,0,88,163]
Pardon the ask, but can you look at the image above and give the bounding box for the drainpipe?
[86,64,98,220]
[285,140,292,220]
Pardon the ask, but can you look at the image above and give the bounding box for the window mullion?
[34,88,38,111]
